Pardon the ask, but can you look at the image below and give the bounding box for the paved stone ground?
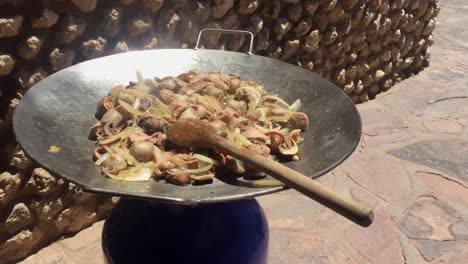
[20,1,468,263]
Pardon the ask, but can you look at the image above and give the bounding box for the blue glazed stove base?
[102,198,269,264]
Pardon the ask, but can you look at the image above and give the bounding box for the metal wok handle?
[195,28,254,55]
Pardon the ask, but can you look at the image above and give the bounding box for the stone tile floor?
[20,1,468,263]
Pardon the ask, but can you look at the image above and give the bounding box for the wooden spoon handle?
[208,135,374,227]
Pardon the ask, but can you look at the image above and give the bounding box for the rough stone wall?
[0,0,439,263]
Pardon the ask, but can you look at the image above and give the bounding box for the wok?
[13,30,361,205]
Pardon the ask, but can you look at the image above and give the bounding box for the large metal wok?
[13,29,364,264]
[13,30,361,206]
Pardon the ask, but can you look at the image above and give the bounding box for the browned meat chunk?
[289,112,309,130]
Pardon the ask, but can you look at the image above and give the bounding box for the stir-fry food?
[89,70,309,186]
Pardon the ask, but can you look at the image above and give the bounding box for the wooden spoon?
[168,119,374,227]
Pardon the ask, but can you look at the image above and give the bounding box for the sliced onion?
[169,157,187,167]
[153,98,172,118]
[104,166,153,181]
[247,100,260,113]
[136,69,145,85]
[257,108,268,122]
[133,84,151,94]
[266,115,291,123]
[168,164,212,175]
[193,153,220,166]
[263,95,290,108]
[123,87,146,99]
[147,107,171,119]
[289,99,301,111]
[233,128,252,147]
[153,146,163,164]
[95,152,110,166]
[190,94,212,112]
[239,86,262,98]
[203,95,223,112]
[99,127,142,145]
